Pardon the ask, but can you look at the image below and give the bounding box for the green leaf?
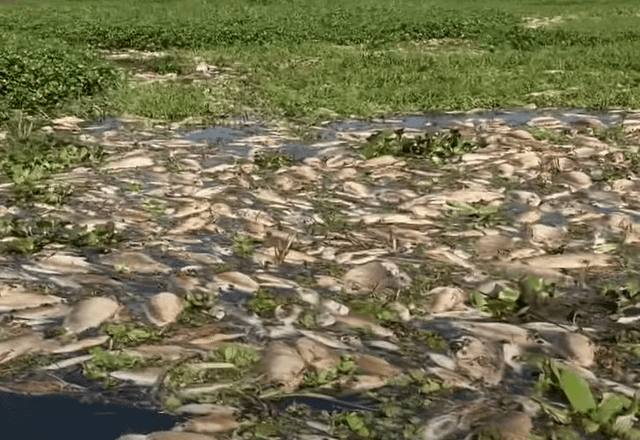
[551,362,596,414]
[581,418,600,434]
[522,275,547,292]
[470,291,487,309]
[593,393,631,425]
[498,287,520,303]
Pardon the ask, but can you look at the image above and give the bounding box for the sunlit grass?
[1,0,640,120]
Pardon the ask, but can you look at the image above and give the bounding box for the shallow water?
[170,109,629,160]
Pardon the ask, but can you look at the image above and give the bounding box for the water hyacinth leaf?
[593,392,631,425]
[214,343,260,368]
[342,413,370,438]
[551,426,581,440]
[551,362,596,414]
[498,287,520,303]
[521,275,546,294]
[420,377,443,393]
[580,418,600,434]
[470,291,488,309]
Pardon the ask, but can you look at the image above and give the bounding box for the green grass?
[1,0,640,120]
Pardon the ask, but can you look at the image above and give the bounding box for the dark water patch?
[539,211,567,227]
[503,202,530,222]
[281,142,320,161]
[218,288,251,306]
[0,391,180,440]
[181,124,270,160]
[270,394,377,413]
[413,318,464,343]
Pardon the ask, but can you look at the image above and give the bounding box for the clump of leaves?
[233,233,255,257]
[529,126,572,144]
[442,201,506,230]
[471,276,555,318]
[362,129,476,164]
[335,412,372,438]
[247,288,278,318]
[179,290,218,326]
[0,216,118,254]
[301,355,357,388]
[403,371,448,394]
[0,42,119,117]
[169,345,259,387]
[533,360,640,439]
[103,322,162,348]
[82,347,151,381]
[0,114,106,205]
[253,150,293,171]
[183,290,218,311]
[349,300,398,323]
[297,312,316,329]
[597,276,640,312]
[212,343,260,368]
[414,330,448,351]
[471,286,519,318]
[517,275,557,306]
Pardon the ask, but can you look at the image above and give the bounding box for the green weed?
[213,343,260,369]
[0,216,118,254]
[253,150,293,171]
[362,129,476,165]
[414,330,448,351]
[348,300,398,323]
[0,114,105,205]
[82,347,153,381]
[103,323,162,348]
[233,233,255,258]
[529,126,572,144]
[442,201,506,231]
[246,288,278,318]
[301,355,357,388]
[531,359,640,439]
[470,276,555,318]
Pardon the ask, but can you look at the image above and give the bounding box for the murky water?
[0,391,181,440]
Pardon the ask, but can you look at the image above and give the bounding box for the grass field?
[1,0,640,122]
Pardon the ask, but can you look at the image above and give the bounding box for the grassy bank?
[1,0,640,122]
